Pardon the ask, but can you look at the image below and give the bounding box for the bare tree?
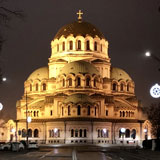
[145,102,160,139]
[0,0,23,83]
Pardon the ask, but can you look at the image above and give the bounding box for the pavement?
[0,145,160,160]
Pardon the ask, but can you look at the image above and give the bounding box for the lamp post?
[103,128,107,144]
[144,128,148,140]
[121,128,126,144]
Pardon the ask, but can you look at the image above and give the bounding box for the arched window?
[30,84,32,91]
[112,83,117,91]
[22,129,26,137]
[62,107,64,116]
[88,106,90,115]
[101,44,103,52]
[86,40,90,50]
[34,129,39,137]
[77,105,81,115]
[120,111,122,117]
[120,83,124,91]
[101,130,103,137]
[79,129,82,137]
[84,129,87,137]
[75,129,78,137]
[58,129,60,137]
[77,40,81,50]
[34,111,36,117]
[94,41,97,51]
[98,129,100,137]
[95,107,96,116]
[71,129,74,137]
[28,129,32,137]
[36,83,38,91]
[37,111,39,117]
[123,111,125,117]
[125,129,130,138]
[57,44,59,52]
[62,79,65,87]
[131,129,136,139]
[76,77,81,86]
[69,41,73,50]
[68,105,71,116]
[126,111,128,117]
[86,77,90,87]
[127,83,130,91]
[42,83,46,91]
[94,78,97,87]
[68,78,72,86]
[119,129,125,138]
[62,41,65,51]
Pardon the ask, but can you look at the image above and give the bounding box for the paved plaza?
[0,145,160,160]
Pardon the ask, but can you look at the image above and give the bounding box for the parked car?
[11,142,25,151]
[0,142,11,151]
[28,142,39,149]
[0,142,6,150]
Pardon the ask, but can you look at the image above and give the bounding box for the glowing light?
[0,103,3,111]
[103,128,106,133]
[54,128,58,133]
[150,83,160,98]
[144,129,147,133]
[11,128,16,133]
[145,51,151,57]
[121,128,126,133]
[27,116,32,123]
[2,77,7,82]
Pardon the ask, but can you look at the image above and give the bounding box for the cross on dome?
[77,10,83,21]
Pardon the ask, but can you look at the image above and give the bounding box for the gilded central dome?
[54,21,105,39]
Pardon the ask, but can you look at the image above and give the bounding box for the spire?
[77,10,83,22]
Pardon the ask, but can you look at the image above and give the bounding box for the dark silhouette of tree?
[146,102,160,139]
[0,0,23,83]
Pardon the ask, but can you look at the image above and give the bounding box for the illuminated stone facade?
[1,15,151,144]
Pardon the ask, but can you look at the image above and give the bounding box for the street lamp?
[121,128,126,144]
[0,103,3,111]
[144,128,148,140]
[27,116,32,123]
[103,128,107,144]
[2,77,6,82]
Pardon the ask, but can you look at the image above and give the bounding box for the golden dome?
[27,67,49,80]
[54,21,105,39]
[111,67,132,81]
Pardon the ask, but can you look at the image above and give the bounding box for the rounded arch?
[34,129,39,137]
[112,81,118,91]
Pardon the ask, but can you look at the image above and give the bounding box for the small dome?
[64,94,93,104]
[59,61,99,76]
[54,21,105,39]
[27,67,49,80]
[111,67,132,81]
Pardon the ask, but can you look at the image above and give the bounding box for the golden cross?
[77,10,83,21]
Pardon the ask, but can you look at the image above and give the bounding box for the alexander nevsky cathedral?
[1,11,151,145]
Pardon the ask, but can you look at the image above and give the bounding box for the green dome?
[64,94,93,104]
[59,61,99,76]
[54,21,105,39]
[111,67,132,81]
[27,67,49,80]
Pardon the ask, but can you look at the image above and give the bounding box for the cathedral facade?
[2,13,151,145]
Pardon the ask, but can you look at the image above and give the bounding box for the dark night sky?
[0,0,160,120]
